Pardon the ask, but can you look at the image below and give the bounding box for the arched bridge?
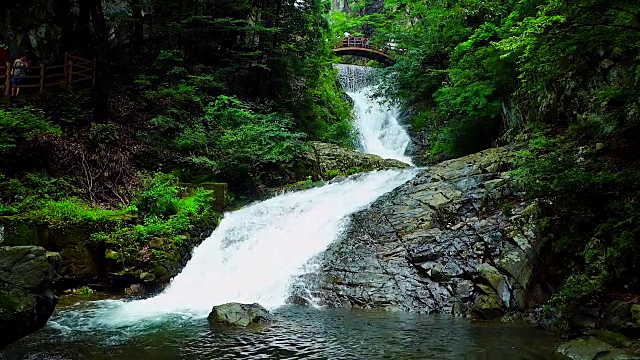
[333,37,391,65]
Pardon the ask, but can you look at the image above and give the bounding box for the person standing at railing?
[11,54,30,97]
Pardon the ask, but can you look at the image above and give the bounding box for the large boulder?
[0,214,217,293]
[308,141,409,180]
[0,218,102,288]
[557,333,640,360]
[0,246,59,349]
[294,146,553,316]
[207,303,273,327]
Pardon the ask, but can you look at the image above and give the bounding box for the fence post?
[64,52,68,79]
[4,62,10,96]
[67,61,73,89]
[92,58,96,86]
[39,63,45,93]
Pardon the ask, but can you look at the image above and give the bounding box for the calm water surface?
[1,304,565,359]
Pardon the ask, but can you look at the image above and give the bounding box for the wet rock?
[124,283,146,296]
[208,303,273,327]
[477,263,511,307]
[309,141,409,180]
[299,146,551,316]
[602,301,634,330]
[0,246,59,349]
[632,304,640,326]
[470,284,504,319]
[556,335,638,360]
[557,337,614,360]
[573,307,601,329]
[0,219,102,287]
[587,330,635,348]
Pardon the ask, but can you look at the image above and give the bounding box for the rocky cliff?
[301,146,553,318]
[0,246,59,349]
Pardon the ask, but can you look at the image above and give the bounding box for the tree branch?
[571,23,640,32]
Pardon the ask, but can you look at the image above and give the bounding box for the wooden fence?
[341,37,372,49]
[1,53,95,96]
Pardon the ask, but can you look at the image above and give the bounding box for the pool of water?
[2,304,565,359]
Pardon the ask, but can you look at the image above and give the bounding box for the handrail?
[340,37,378,50]
[3,52,95,96]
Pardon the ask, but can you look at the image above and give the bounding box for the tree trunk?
[132,0,144,51]
[90,0,111,123]
[75,0,93,52]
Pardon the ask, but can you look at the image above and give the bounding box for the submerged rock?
[0,246,59,349]
[207,303,273,327]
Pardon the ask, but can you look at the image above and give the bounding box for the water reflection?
[2,305,564,359]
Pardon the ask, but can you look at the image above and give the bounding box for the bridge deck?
[333,47,390,58]
[333,37,391,64]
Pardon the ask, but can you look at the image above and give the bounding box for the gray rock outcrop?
[0,246,59,349]
[309,141,409,180]
[207,302,273,327]
[297,146,552,317]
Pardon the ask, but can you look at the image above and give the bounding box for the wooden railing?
[341,37,373,49]
[1,52,95,96]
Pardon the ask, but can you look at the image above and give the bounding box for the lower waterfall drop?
[113,169,417,321]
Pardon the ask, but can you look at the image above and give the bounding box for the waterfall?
[52,64,416,328]
[336,64,413,165]
[102,170,417,323]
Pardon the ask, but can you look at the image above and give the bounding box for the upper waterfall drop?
[336,64,413,165]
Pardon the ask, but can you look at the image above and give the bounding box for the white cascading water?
[102,169,417,323]
[65,64,416,327]
[336,64,413,165]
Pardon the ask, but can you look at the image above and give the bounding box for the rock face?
[0,246,59,349]
[309,141,409,180]
[0,215,216,293]
[207,303,273,327]
[299,146,552,317]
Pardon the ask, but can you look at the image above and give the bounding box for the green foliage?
[86,172,218,263]
[129,0,354,189]
[36,198,133,226]
[0,107,60,155]
[511,125,640,321]
[361,0,640,160]
[0,173,81,216]
[89,123,119,144]
[145,93,309,187]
